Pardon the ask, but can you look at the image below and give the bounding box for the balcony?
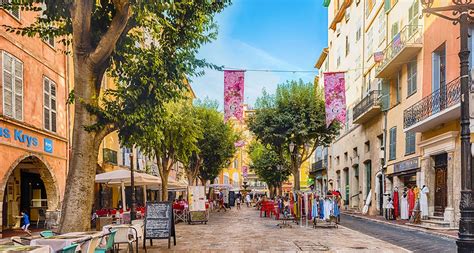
[329,0,352,30]
[404,77,461,133]
[311,160,324,173]
[375,25,423,78]
[352,90,381,124]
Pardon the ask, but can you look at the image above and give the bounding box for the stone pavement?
[341,214,456,253]
[141,207,408,252]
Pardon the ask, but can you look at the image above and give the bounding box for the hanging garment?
[400,194,409,220]
[420,186,429,218]
[393,190,399,218]
[312,198,319,218]
[319,199,325,219]
[414,186,420,200]
[323,198,332,220]
[408,188,415,215]
[333,198,340,218]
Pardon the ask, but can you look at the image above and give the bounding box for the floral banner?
[324,72,346,126]
[234,140,246,147]
[242,166,248,178]
[224,70,245,121]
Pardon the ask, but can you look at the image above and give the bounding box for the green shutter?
[380,79,391,111]
[323,0,331,7]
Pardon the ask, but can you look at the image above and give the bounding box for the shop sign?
[0,126,53,153]
[394,157,419,174]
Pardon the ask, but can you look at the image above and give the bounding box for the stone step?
[421,219,451,228]
[428,215,445,221]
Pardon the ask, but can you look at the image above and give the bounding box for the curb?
[342,212,457,240]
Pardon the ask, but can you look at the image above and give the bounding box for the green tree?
[249,79,339,191]
[248,141,290,197]
[132,99,202,201]
[195,104,238,186]
[2,0,229,231]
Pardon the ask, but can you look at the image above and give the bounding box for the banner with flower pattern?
[224,70,245,121]
[324,72,346,126]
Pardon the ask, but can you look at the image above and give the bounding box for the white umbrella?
[95,169,161,211]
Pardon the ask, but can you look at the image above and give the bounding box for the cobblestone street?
[142,207,407,252]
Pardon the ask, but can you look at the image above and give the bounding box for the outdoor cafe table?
[0,245,50,253]
[30,232,100,253]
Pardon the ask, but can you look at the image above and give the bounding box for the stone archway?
[0,154,60,230]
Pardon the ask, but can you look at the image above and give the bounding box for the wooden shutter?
[3,52,14,117]
[44,78,51,130]
[14,58,23,121]
[380,79,391,111]
[51,83,56,132]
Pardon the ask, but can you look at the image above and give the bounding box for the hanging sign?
[224,70,245,122]
[324,72,347,126]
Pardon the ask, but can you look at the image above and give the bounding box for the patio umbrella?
[95,169,161,211]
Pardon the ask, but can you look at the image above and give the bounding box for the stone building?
[0,7,68,236]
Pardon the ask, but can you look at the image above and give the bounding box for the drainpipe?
[382,110,388,216]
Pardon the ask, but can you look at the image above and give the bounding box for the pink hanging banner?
[324,72,346,126]
[224,70,245,121]
[242,166,248,178]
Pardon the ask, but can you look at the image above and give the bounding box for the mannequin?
[400,189,409,220]
[420,185,429,219]
[393,187,399,219]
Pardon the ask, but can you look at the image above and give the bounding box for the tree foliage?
[248,141,290,193]
[248,79,339,190]
[1,0,230,231]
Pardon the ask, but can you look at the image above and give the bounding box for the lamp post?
[130,153,137,222]
[420,1,474,251]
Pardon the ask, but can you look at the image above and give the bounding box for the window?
[389,127,397,160]
[356,25,362,42]
[408,0,419,36]
[345,36,350,56]
[1,0,20,20]
[391,22,399,40]
[365,141,371,152]
[43,77,57,132]
[366,0,376,17]
[2,52,23,121]
[407,60,417,97]
[103,148,118,165]
[405,132,416,155]
[344,152,348,161]
[365,161,372,196]
[366,27,373,59]
[378,11,386,46]
[353,147,358,157]
[121,147,132,167]
[345,7,350,22]
[233,159,238,169]
[44,36,55,48]
[385,0,398,12]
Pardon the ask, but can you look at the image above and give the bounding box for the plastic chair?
[59,244,78,253]
[95,230,116,253]
[81,236,101,253]
[112,225,137,253]
[40,230,55,238]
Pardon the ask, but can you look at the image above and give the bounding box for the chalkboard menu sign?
[143,202,176,250]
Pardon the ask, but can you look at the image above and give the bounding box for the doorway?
[344,168,349,205]
[434,153,448,217]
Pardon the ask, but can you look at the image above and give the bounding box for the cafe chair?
[59,243,78,253]
[11,237,24,246]
[111,225,138,253]
[39,230,57,238]
[80,236,101,253]
[95,230,117,253]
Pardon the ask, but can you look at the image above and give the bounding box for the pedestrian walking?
[245,194,251,207]
[236,196,241,210]
[20,210,31,236]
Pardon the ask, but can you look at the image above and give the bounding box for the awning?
[95,169,161,186]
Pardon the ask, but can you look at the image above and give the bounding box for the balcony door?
[434,153,448,216]
[432,45,446,114]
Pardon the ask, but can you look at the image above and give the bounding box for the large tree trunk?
[292,157,301,191]
[161,172,169,201]
[59,57,99,233]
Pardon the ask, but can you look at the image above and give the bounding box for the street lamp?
[289,142,295,153]
[420,1,474,251]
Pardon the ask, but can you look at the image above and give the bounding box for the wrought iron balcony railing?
[353,90,380,121]
[311,160,324,173]
[375,25,423,76]
[404,77,461,129]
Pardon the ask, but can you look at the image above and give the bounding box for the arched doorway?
[1,155,59,231]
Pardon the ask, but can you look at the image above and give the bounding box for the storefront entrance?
[434,153,448,216]
[1,155,59,231]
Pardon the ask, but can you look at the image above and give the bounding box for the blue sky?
[190,0,328,109]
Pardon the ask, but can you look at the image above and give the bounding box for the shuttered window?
[407,60,417,97]
[2,51,23,121]
[405,132,416,155]
[1,0,20,20]
[43,77,57,132]
[389,127,397,160]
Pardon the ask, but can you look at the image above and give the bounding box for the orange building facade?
[0,8,68,236]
